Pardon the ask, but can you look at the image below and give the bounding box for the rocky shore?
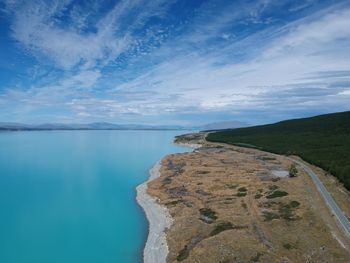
[136,161,173,263]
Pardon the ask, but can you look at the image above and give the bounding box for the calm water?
[0,130,189,263]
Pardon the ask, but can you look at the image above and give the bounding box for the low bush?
[210,222,234,236]
[254,193,263,199]
[263,211,280,221]
[238,187,247,192]
[236,192,247,197]
[177,246,190,261]
[199,208,217,223]
[266,190,288,199]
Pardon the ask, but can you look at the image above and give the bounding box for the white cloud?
[262,8,350,59]
[107,4,350,116]
[4,0,172,70]
[339,90,350,95]
[8,1,127,69]
[62,70,101,88]
[1,0,350,124]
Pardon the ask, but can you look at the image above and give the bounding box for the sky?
[0,0,349,126]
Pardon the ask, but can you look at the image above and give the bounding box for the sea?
[0,130,190,263]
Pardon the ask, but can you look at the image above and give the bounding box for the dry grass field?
[147,134,350,263]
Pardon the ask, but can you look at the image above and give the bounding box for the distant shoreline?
[0,128,188,131]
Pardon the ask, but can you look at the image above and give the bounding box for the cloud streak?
[0,0,349,124]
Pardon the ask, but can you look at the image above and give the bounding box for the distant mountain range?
[0,122,186,131]
[0,121,248,131]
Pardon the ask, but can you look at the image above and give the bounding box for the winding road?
[289,158,350,237]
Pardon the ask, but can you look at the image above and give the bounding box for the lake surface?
[0,130,189,263]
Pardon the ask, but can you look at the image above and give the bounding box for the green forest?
[206,111,350,190]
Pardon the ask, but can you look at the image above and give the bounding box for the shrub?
[210,222,234,236]
[238,187,247,192]
[283,243,294,250]
[279,201,300,220]
[268,185,279,191]
[289,164,298,177]
[177,246,190,261]
[266,190,288,199]
[254,193,263,199]
[250,252,264,262]
[165,200,181,206]
[199,208,217,223]
[289,200,300,208]
[259,156,276,161]
[263,211,280,221]
[236,192,247,197]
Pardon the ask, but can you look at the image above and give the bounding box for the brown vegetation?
[147,134,350,263]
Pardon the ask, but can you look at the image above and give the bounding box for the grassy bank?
[206,111,350,190]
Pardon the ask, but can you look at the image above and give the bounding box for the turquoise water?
[0,130,189,263]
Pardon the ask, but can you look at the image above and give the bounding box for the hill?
[206,111,350,190]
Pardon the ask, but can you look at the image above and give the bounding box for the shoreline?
[174,142,202,149]
[136,161,173,263]
[136,141,198,263]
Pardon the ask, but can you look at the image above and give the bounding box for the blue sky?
[0,0,349,125]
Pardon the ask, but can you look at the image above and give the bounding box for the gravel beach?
[136,161,172,263]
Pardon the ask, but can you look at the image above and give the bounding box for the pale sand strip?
[136,161,172,263]
[175,142,202,149]
[136,142,198,263]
